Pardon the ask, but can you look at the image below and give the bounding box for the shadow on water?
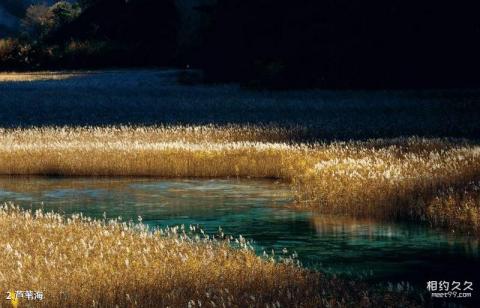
[0,70,479,142]
[0,176,478,291]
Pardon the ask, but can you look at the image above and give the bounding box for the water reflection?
[0,176,478,286]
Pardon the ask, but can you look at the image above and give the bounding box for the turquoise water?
[1,177,479,287]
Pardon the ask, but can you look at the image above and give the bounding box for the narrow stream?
[1,177,478,288]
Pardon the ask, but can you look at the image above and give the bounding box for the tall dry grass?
[0,205,416,307]
[0,126,315,178]
[293,138,480,233]
[0,71,85,82]
[0,127,479,233]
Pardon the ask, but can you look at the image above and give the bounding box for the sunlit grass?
[293,139,480,233]
[0,205,416,307]
[0,126,479,233]
[0,72,86,82]
[0,71,477,306]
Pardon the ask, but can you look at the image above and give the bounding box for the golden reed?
[0,205,416,307]
[0,126,479,233]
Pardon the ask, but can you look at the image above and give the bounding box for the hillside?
[0,0,209,39]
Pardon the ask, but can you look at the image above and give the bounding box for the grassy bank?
[0,126,479,234]
[293,138,480,233]
[0,205,417,307]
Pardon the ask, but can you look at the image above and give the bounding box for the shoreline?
[1,126,479,235]
[0,205,421,307]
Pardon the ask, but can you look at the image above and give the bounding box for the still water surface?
[1,177,478,286]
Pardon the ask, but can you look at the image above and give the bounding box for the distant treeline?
[1,0,480,89]
[201,0,480,89]
[0,0,179,68]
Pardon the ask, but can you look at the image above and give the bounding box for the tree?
[50,0,179,66]
[47,1,81,32]
[200,0,480,88]
[77,0,100,9]
[21,4,52,40]
[21,2,80,41]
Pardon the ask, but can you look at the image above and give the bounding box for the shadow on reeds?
[0,70,479,142]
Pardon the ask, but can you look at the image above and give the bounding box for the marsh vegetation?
[1,205,421,307]
[1,126,479,234]
[0,70,478,306]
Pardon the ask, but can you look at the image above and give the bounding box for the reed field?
[0,126,479,234]
[293,138,480,232]
[0,72,86,83]
[0,70,479,141]
[0,71,479,306]
[0,205,418,307]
